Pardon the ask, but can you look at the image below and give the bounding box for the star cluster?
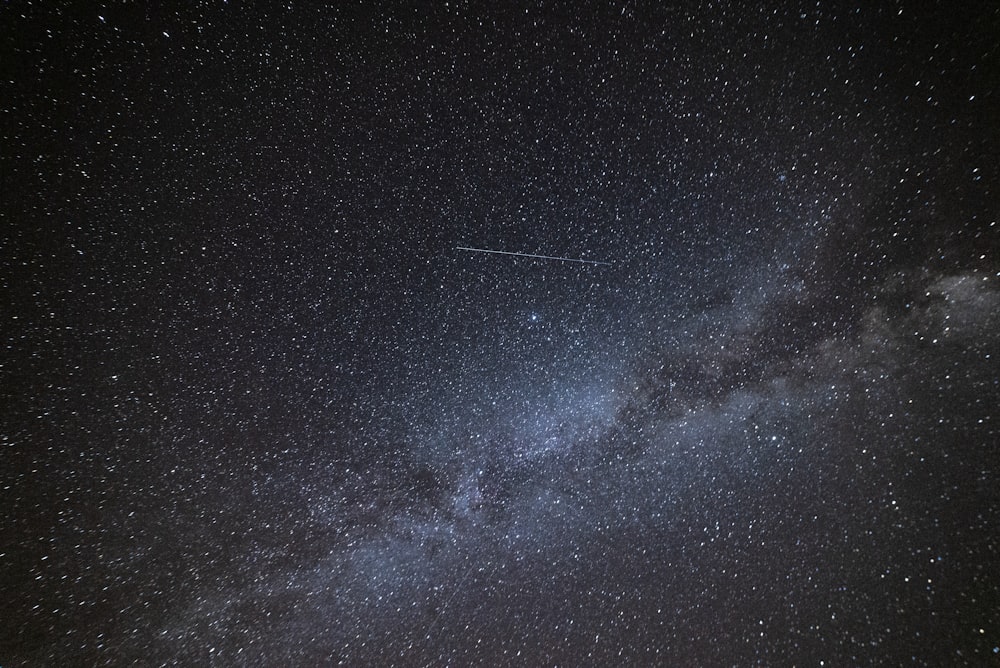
[3,1,999,665]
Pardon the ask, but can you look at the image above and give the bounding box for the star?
[3,2,998,665]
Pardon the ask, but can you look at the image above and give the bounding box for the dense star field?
[3,1,999,665]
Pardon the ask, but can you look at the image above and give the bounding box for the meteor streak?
[456,245,610,266]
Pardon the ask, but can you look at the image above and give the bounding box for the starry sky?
[3,1,999,665]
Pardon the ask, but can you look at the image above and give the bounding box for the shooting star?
[456,246,611,266]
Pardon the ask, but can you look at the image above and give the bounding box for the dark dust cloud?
[3,2,999,665]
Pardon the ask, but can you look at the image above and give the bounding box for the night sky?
[3,1,999,665]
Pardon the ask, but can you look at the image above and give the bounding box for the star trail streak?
[456,245,612,266]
